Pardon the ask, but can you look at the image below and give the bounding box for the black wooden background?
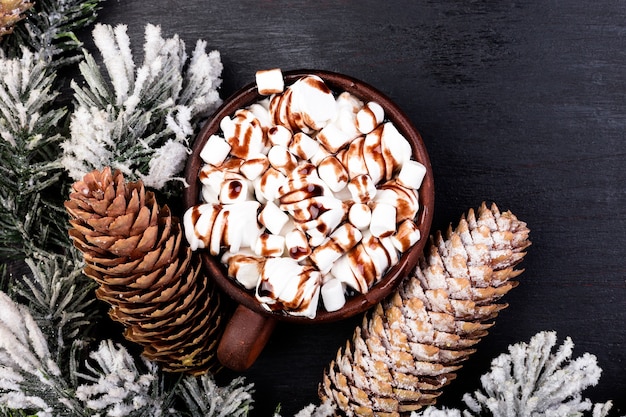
[89,1,626,415]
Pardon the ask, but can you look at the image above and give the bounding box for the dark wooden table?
[93,1,626,415]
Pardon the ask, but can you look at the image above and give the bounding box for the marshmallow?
[321,278,346,312]
[317,156,349,193]
[267,125,292,147]
[316,123,353,153]
[223,109,265,159]
[274,265,321,312]
[330,254,367,294]
[309,144,331,166]
[361,232,392,278]
[227,254,265,290]
[363,125,386,184]
[348,174,377,204]
[209,207,228,256]
[256,257,300,304]
[289,132,320,160]
[378,182,419,222]
[268,145,298,176]
[219,178,252,204]
[279,194,341,222]
[369,202,397,238]
[224,201,262,253]
[397,159,427,190]
[342,135,369,178]
[285,228,311,261]
[199,164,225,190]
[201,184,220,204]
[285,273,321,319]
[356,101,385,134]
[184,204,216,250]
[348,203,372,230]
[347,244,378,291]
[200,134,231,166]
[248,102,272,128]
[254,167,287,202]
[240,154,269,180]
[290,75,337,131]
[391,219,421,252]
[254,233,285,257]
[258,201,290,235]
[381,121,412,174]
[301,204,345,238]
[310,223,362,273]
[256,68,284,96]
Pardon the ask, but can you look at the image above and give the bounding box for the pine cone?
[319,202,531,416]
[65,167,223,375]
[0,0,32,38]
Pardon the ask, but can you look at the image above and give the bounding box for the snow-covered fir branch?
[0,48,68,259]
[63,23,223,190]
[176,374,254,417]
[0,0,102,67]
[412,331,613,417]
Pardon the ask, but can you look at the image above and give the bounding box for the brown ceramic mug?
[183,69,434,371]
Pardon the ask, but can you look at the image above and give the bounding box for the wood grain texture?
[88,1,626,415]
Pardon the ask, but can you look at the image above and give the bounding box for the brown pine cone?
[65,167,223,375]
[319,202,531,416]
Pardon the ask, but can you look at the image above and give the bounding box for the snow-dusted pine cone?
[65,167,223,375]
[0,0,32,38]
[319,202,531,416]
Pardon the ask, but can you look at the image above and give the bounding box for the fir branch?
[74,340,173,417]
[0,291,85,417]
[16,253,99,369]
[0,49,69,259]
[0,0,102,67]
[412,331,612,417]
[176,374,254,417]
[62,23,223,191]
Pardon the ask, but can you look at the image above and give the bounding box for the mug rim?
[183,69,434,323]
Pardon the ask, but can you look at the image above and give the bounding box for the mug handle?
[217,304,277,371]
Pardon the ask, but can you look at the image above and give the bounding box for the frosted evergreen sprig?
[62,23,223,191]
[75,340,172,417]
[17,253,99,367]
[176,374,254,417]
[0,48,68,259]
[411,331,612,417]
[0,291,83,416]
[0,0,102,67]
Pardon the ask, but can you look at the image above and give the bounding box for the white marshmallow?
[227,254,264,290]
[286,274,321,319]
[302,206,345,245]
[391,219,421,252]
[290,75,337,131]
[219,178,252,204]
[256,257,300,304]
[199,164,225,190]
[356,101,385,134]
[310,223,362,273]
[361,233,391,278]
[201,184,220,204]
[284,228,311,261]
[316,123,353,153]
[321,278,346,312]
[317,156,349,193]
[254,233,285,257]
[347,244,378,290]
[289,132,319,160]
[381,121,412,173]
[268,145,298,176]
[224,109,265,159]
[348,203,372,230]
[348,174,377,204]
[369,202,397,238]
[256,68,284,96]
[258,201,290,236]
[378,183,419,222]
[267,125,292,147]
[200,134,231,166]
[397,159,427,190]
[240,154,269,180]
[309,144,331,166]
[331,254,367,294]
[343,135,369,178]
[248,102,272,128]
[209,207,228,256]
[380,236,400,266]
[363,126,385,184]
[184,204,211,250]
[275,266,320,312]
[280,195,342,223]
[254,167,287,202]
[224,201,262,253]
